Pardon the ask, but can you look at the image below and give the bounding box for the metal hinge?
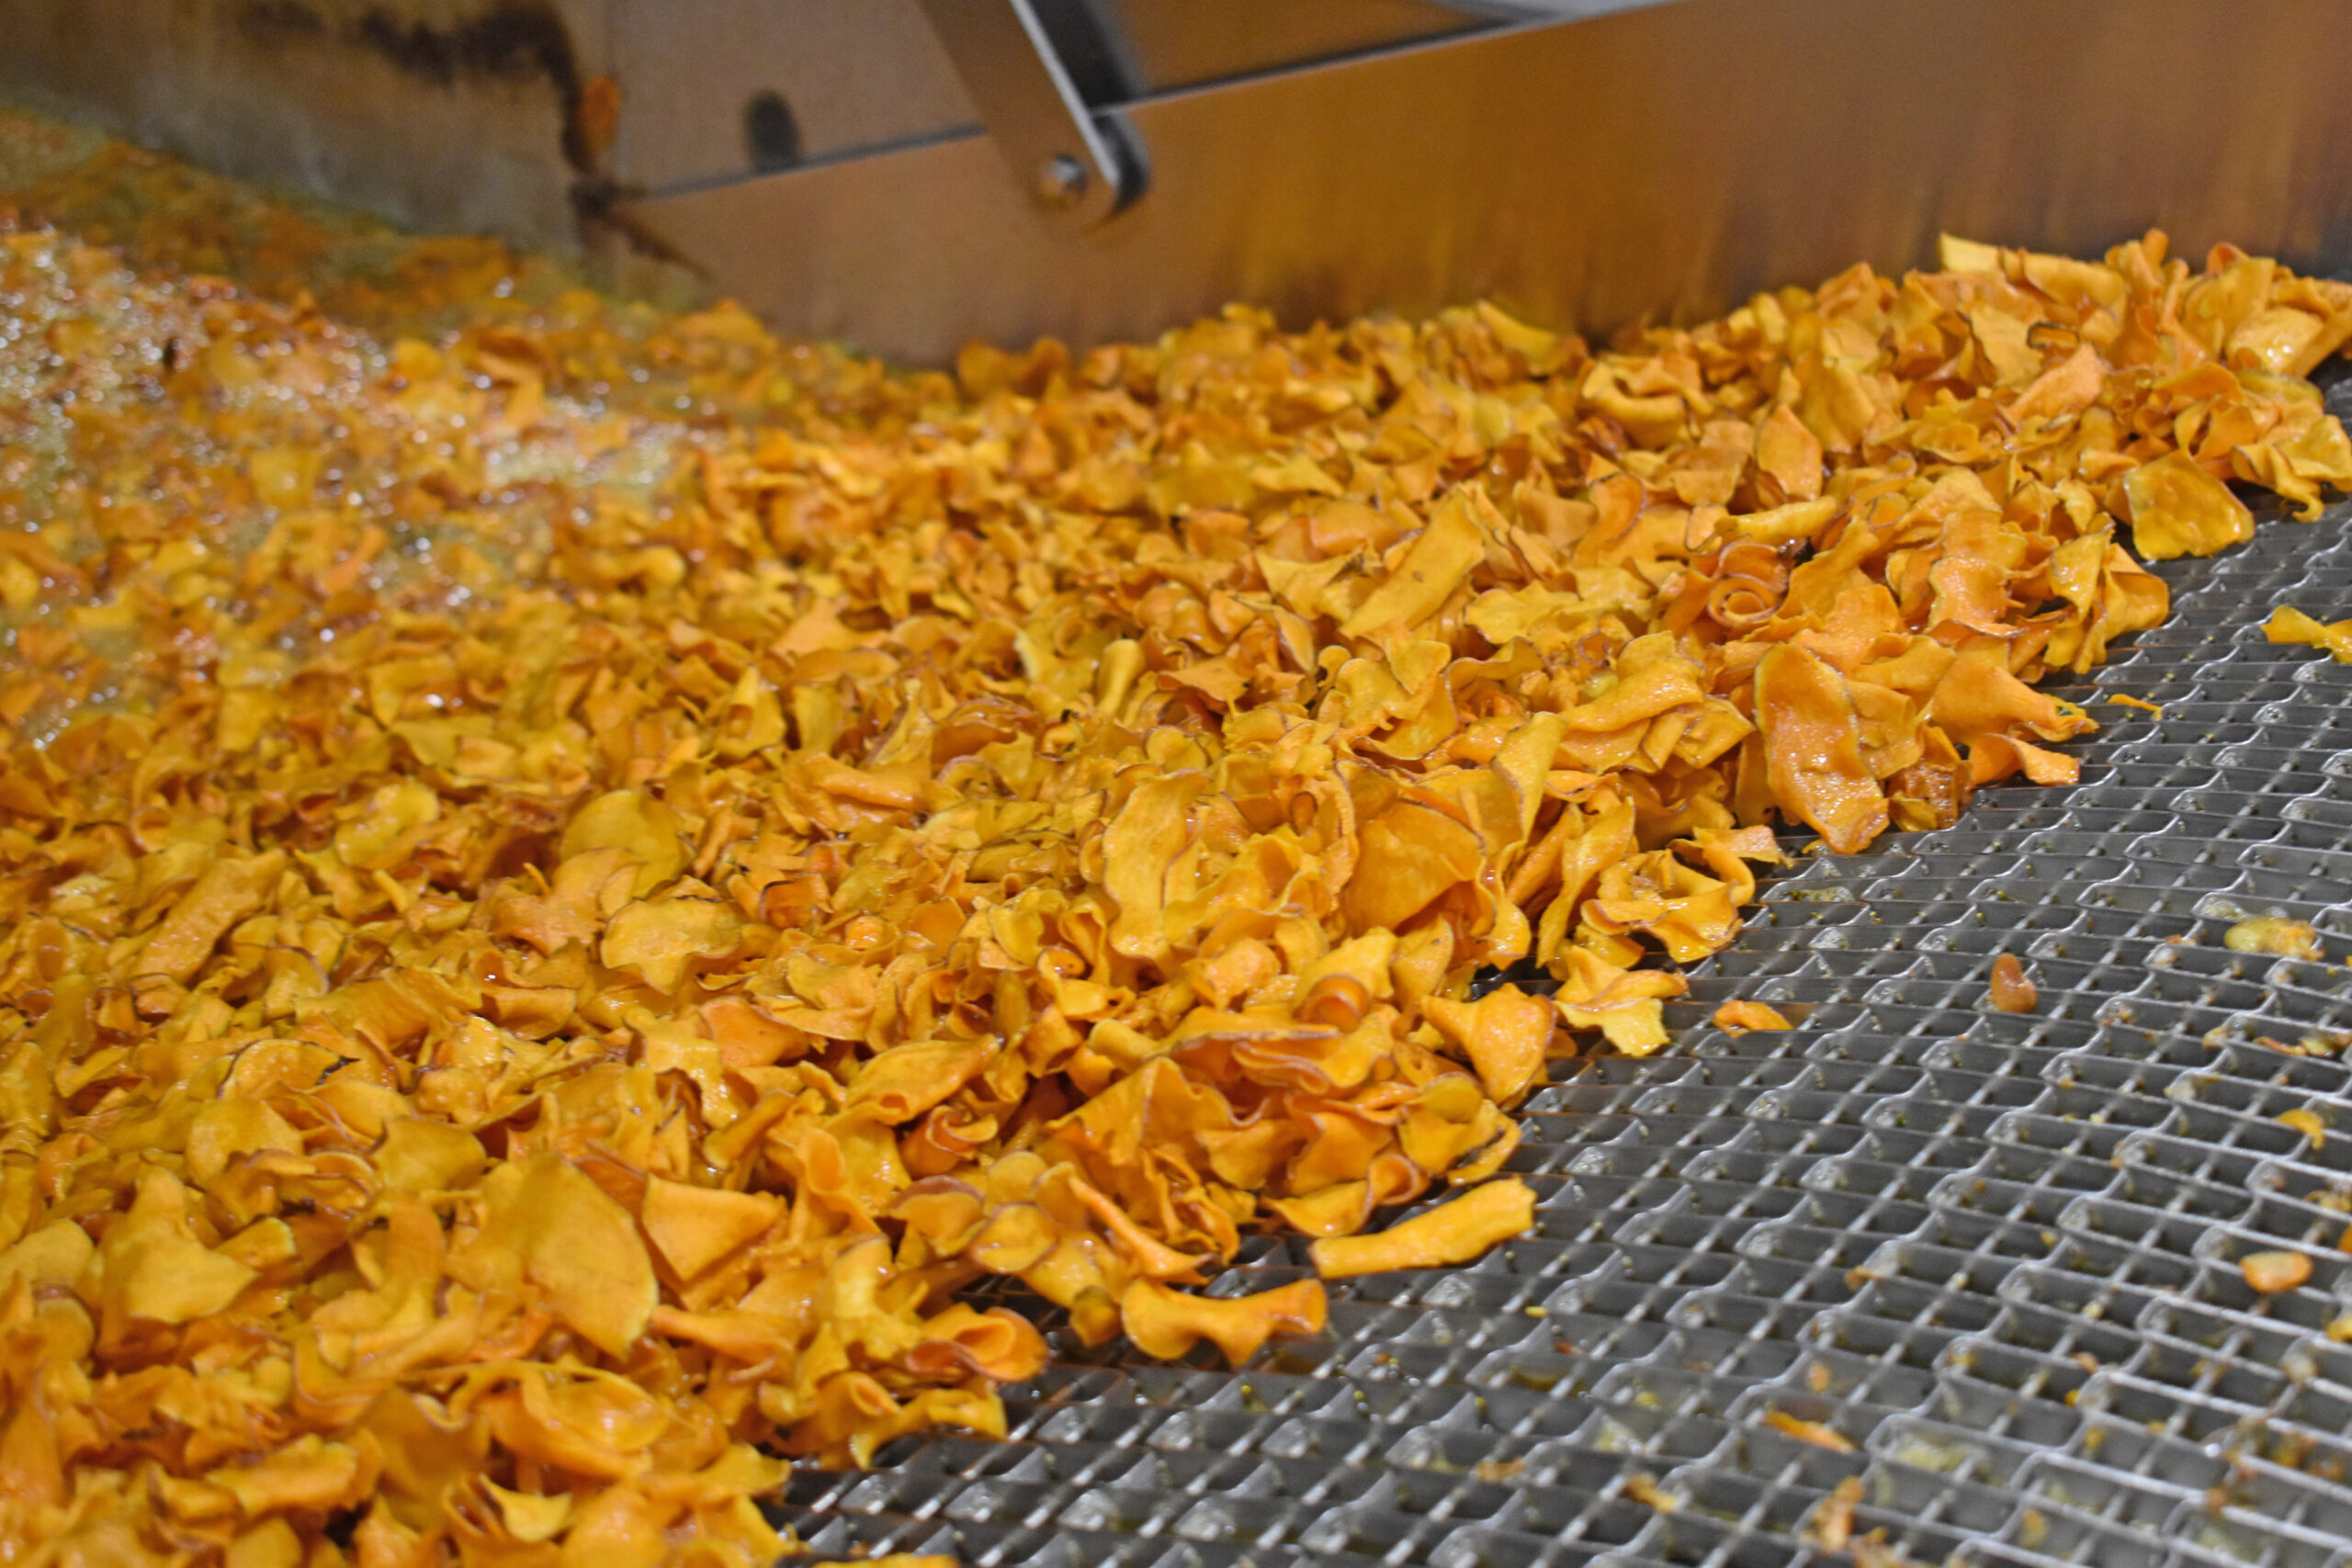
[911,0,1149,228]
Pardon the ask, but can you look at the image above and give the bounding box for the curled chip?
[2279,1108,2328,1147]
[1120,1278,1329,1366]
[1713,1000,1794,1034]
[2268,605,2352,661]
[2,120,2350,1564]
[1311,1179,1540,1279]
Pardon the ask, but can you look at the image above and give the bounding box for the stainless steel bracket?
[911,0,1148,228]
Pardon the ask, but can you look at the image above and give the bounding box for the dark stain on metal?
[351,5,575,90]
[238,0,327,39]
[238,2,601,176]
[744,90,803,174]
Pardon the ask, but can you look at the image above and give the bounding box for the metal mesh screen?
[767,376,2352,1568]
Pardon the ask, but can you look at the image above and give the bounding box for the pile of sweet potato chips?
[3,130,2350,1564]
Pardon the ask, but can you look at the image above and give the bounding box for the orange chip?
[2125,450,2256,560]
[1119,1278,1329,1366]
[1423,986,1557,1103]
[640,1179,784,1280]
[1755,648,1888,854]
[1712,1000,1793,1034]
[1988,954,2039,1014]
[2268,605,2352,662]
[1310,1179,1539,1279]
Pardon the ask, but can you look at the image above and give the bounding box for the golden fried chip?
[1812,1475,1864,1551]
[2279,1108,2328,1147]
[2267,605,2352,661]
[1310,1179,1538,1279]
[2125,450,2256,560]
[1755,648,1887,854]
[1422,986,1556,1103]
[640,1179,784,1280]
[462,1156,659,1358]
[1712,1000,1793,1034]
[1118,1278,1328,1366]
[99,1170,261,1327]
[1762,1410,1856,1452]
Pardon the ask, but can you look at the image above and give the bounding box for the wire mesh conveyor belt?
[775,373,2352,1568]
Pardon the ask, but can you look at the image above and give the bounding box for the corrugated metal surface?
[769,369,2352,1568]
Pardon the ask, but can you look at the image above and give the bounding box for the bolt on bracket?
[912,0,1149,230]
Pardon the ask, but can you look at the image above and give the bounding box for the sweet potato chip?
[2279,1108,2328,1147]
[1755,648,1888,854]
[601,889,743,992]
[1340,493,1487,637]
[640,1179,784,1280]
[1988,953,2039,1013]
[2125,450,2256,561]
[2267,605,2352,662]
[1423,986,1556,1103]
[1712,1000,1793,1034]
[1118,1278,1328,1366]
[464,1156,659,1358]
[562,791,687,898]
[1310,1179,1538,1278]
[1,130,2346,1563]
[98,1170,260,1327]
